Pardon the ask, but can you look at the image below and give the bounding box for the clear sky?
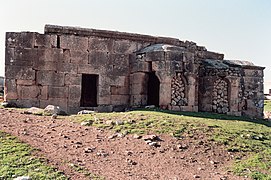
[0,0,270,93]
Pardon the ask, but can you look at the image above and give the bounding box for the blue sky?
[0,0,270,93]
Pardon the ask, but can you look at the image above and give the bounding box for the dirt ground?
[0,108,247,180]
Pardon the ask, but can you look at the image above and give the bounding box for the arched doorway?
[147,72,160,106]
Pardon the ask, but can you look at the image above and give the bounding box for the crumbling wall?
[198,60,264,119]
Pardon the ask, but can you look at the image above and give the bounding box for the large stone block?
[112,40,138,54]
[36,71,64,86]
[65,74,81,86]
[6,32,35,48]
[57,63,77,74]
[60,35,88,51]
[109,76,127,86]
[6,48,37,66]
[110,86,129,95]
[68,85,81,101]
[108,54,129,75]
[131,83,146,95]
[61,49,71,63]
[166,51,183,61]
[4,79,17,100]
[98,95,111,104]
[34,33,57,48]
[145,51,165,62]
[38,85,48,100]
[17,85,39,99]
[5,66,35,80]
[131,61,148,73]
[89,37,113,52]
[70,50,88,64]
[111,95,129,105]
[77,64,100,74]
[37,48,62,62]
[130,72,147,84]
[48,86,68,98]
[34,61,58,71]
[88,51,109,68]
[130,95,147,106]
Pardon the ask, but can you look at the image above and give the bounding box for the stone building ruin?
[4,25,265,118]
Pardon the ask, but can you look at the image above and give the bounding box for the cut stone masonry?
[4,25,265,118]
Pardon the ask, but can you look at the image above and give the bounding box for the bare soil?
[0,108,247,180]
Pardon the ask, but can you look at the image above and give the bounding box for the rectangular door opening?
[80,74,98,107]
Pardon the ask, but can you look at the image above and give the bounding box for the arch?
[212,78,230,114]
[171,73,188,106]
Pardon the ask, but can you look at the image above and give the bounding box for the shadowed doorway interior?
[147,72,160,106]
[80,74,98,107]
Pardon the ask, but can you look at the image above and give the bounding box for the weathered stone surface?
[4,25,265,118]
[6,32,35,48]
[37,48,62,62]
[36,71,64,86]
[89,37,113,52]
[40,98,68,112]
[5,66,35,80]
[68,85,81,100]
[34,33,57,48]
[48,86,68,98]
[4,79,17,99]
[64,74,81,86]
[17,85,39,99]
[60,35,88,51]
[110,86,129,95]
[70,50,88,64]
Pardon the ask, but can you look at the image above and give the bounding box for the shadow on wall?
[135,108,271,127]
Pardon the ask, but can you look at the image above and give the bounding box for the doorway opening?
[80,74,98,107]
[147,72,160,106]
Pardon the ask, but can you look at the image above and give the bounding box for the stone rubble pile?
[171,73,188,106]
[212,79,229,114]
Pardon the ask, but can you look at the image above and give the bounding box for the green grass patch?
[264,100,271,112]
[0,131,67,180]
[71,109,271,179]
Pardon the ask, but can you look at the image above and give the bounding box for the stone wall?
[4,25,265,118]
[198,60,265,118]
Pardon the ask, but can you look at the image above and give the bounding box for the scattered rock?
[105,120,114,125]
[193,175,200,178]
[148,141,160,147]
[44,105,67,115]
[1,101,17,108]
[126,158,137,165]
[97,150,109,157]
[177,144,189,150]
[23,107,44,115]
[210,160,219,164]
[84,147,96,153]
[81,120,93,126]
[77,110,95,115]
[125,151,133,156]
[145,105,156,109]
[133,134,142,139]
[51,113,57,119]
[142,135,161,141]
[108,134,118,139]
[115,120,124,125]
[14,176,31,180]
